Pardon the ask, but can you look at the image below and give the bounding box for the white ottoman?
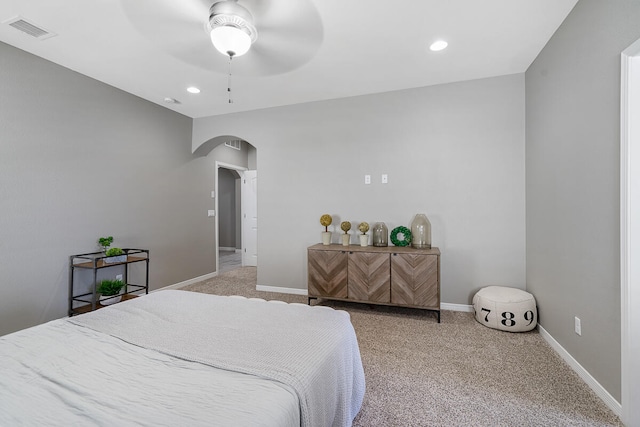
[472,286,537,332]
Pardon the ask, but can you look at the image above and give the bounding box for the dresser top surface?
[308,243,440,255]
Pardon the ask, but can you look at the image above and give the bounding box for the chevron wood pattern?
[391,253,438,308]
[307,244,440,321]
[307,249,348,298]
[348,252,390,303]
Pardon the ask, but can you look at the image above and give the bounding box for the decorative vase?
[341,234,350,246]
[100,295,122,305]
[411,214,431,249]
[372,222,388,247]
[359,234,368,247]
[104,255,127,264]
[321,231,332,245]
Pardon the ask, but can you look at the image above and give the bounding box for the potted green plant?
[320,214,332,245]
[98,279,125,305]
[340,221,351,246]
[98,236,113,252]
[358,222,370,247]
[98,236,127,263]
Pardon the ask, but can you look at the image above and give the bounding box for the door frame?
[215,161,247,273]
[620,37,640,427]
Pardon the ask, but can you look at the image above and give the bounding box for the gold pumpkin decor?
[320,214,333,232]
[341,221,351,234]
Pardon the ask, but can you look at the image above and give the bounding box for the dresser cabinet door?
[391,253,439,308]
[348,252,390,303]
[308,249,348,298]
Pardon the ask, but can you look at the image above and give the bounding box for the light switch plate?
[208,210,215,217]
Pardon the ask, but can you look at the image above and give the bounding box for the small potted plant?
[358,222,370,247]
[340,221,351,246]
[104,247,127,263]
[98,279,125,305]
[98,236,113,252]
[320,214,333,245]
[98,236,127,263]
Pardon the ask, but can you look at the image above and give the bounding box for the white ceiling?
[0,0,578,119]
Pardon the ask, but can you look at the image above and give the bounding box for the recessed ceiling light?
[164,97,180,104]
[429,40,448,52]
[187,86,201,94]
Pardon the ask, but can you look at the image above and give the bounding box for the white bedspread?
[0,319,300,426]
[0,291,365,427]
[63,290,364,426]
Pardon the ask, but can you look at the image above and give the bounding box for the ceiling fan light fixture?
[209,1,257,58]
[210,25,252,57]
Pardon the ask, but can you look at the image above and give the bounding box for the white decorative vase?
[321,231,332,245]
[100,295,122,305]
[341,234,350,246]
[359,234,368,247]
[104,255,127,264]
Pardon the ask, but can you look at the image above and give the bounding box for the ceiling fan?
[118,0,323,77]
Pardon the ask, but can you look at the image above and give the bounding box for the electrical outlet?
[574,316,581,336]
[115,274,123,282]
[364,175,371,185]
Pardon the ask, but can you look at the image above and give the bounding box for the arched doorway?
[194,135,257,275]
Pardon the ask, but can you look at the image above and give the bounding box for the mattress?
[0,290,365,426]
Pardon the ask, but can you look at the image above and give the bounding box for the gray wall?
[526,0,640,402]
[0,42,217,336]
[193,74,526,304]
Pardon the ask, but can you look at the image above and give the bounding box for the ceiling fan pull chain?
[227,54,234,104]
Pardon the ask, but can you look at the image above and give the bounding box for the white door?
[241,170,257,266]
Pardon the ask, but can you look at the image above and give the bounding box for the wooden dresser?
[307,244,441,322]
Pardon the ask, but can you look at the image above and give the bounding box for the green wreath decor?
[390,226,412,247]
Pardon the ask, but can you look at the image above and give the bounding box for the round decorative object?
[320,214,332,228]
[472,286,537,332]
[390,226,412,247]
[358,221,369,234]
[340,221,351,233]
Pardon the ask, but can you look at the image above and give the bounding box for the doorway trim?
[215,161,247,274]
[620,37,640,427]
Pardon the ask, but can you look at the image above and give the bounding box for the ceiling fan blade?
[119,0,323,77]
[120,0,210,24]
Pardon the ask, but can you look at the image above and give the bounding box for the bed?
[0,290,365,426]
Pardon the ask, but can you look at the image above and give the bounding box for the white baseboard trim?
[151,272,219,293]
[537,324,622,417]
[219,247,236,252]
[442,302,474,312]
[256,285,308,295]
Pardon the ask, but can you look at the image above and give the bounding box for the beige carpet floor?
[180,267,622,427]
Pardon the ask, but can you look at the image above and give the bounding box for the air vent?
[2,16,56,40]
[225,140,242,150]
